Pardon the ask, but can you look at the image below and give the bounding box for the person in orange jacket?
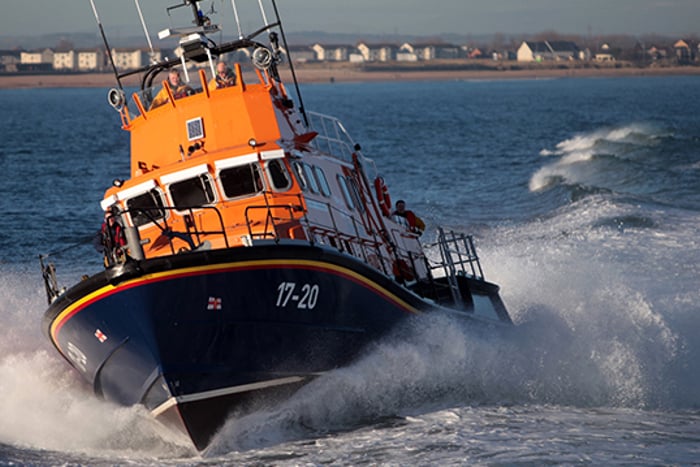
[209,61,237,89]
[150,69,194,109]
[393,199,425,234]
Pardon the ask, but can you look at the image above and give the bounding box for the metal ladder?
[435,227,485,309]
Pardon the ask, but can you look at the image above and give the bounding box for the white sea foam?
[0,270,192,459]
[530,123,660,192]
[482,196,697,406]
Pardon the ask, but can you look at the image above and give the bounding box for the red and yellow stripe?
[50,258,418,348]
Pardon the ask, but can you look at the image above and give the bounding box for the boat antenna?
[134,0,157,64]
[270,0,309,127]
[88,0,123,90]
[256,0,270,27]
[229,0,244,39]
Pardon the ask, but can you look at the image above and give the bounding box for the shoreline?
[1,65,699,89]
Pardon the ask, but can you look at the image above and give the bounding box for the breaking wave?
[529,123,669,193]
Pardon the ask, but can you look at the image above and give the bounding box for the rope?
[39,235,94,260]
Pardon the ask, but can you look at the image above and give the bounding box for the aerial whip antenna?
[88,0,123,90]
[256,0,270,27]
[229,0,244,39]
[270,0,308,127]
[134,0,157,64]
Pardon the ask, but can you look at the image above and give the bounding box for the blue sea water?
[1,75,699,465]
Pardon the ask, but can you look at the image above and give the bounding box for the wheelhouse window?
[292,161,308,191]
[169,174,216,209]
[348,178,365,213]
[313,166,331,197]
[219,163,264,199]
[303,163,320,194]
[266,159,291,191]
[126,188,167,227]
[337,175,355,210]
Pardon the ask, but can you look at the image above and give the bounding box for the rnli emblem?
[94,329,108,343]
[207,296,222,310]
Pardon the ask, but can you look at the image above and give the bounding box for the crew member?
[93,208,127,266]
[150,69,194,109]
[393,199,425,234]
[209,61,237,89]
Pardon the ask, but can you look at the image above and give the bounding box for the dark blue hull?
[43,243,508,449]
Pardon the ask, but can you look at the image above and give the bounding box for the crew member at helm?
[209,61,237,89]
[150,69,194,109]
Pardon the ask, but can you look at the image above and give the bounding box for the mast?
[134,0,157,64]
[88,0,123,90]
[270,0,309,127]
[230,0,244,39]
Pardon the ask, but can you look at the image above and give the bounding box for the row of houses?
[275,39,700,64]
[2,39,698,73]
[0,48,162,73]
[0,41,479,72]
[517,39,700,63]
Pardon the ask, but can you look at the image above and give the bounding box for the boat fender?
[374,177,392,217]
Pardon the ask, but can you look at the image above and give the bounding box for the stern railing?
[419,228,485,308]
[429,227,484,280]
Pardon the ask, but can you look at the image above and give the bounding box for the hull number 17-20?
[276,282,320,309]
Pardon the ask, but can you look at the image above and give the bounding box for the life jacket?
[216,73,236,88]
[100,220,127,266]
[172,84,191,99]
[395,210,425,234]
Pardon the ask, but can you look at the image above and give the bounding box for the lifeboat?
[39,0,512,451]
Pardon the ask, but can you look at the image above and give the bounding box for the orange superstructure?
[125,68,298,175]
[98,59,425,279]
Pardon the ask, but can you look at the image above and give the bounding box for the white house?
[356,42,397,62]
[77,50,102,71]
[20,48,53,65]
[111,48,161,70]
[517,41,579,62]
[53,50,76,70]
[593,43,614,62]
[311,44,352,62]
[397,43,418,61]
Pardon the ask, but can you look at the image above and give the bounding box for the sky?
[3,0,699,38]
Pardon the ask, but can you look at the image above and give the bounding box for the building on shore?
[517,41,579,62]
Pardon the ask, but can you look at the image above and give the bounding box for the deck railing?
[428,227,484,281]
[39,198,482,306]
[244,198,393,277]
[306,111,356,163]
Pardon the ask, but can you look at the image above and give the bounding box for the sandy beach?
[1,64,699,89]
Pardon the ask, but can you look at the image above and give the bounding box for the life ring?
[374,176,392,217]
